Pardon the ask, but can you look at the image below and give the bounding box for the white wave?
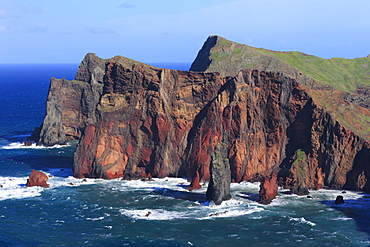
[331,216,352,221]
[86,216,105,221]
[197,206,264,220]
[231,181,260,191]
[1,142,70,149]
[289,217,316,226]
[120,208,187,221]
[0,176,44,200]
[0,171,111,201]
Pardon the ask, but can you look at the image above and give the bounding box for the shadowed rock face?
[30,53,105,146]
[206,143,231,205]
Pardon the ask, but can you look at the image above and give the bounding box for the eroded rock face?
[70,58,370,196]
[259,173,278,205]
[33,50,370,200]
[26,170,49,187]
[30,53,105,146]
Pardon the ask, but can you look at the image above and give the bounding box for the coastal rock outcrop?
[335,195,345,205]
[30,53,106,146]
[259,173,278,205]
[33,36,370,203]
[206,143,232,205]
[26,170,49,187]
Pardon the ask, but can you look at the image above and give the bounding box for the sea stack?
[259,173,278,205]
[206,143,232,205]
[26,170,49,188]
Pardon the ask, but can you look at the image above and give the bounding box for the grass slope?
[203,36,370,140]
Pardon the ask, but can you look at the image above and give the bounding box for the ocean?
[0,63,370,247]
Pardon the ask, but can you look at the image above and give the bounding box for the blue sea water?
[0,63,370,246]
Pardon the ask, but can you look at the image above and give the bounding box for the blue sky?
[0,0,369,63]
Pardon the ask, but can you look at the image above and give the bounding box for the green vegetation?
[205,36,370,140]
[208,36,370,93]
[257,49,370,92]
[292,149,307,179]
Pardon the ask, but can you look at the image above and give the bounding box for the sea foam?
[0,176,43,200]
[1,142,69,149]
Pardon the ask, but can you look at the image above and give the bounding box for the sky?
[0,0,369,63]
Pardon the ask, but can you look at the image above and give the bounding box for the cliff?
[71,56,370,194]
[32,36,370,203]
[30,53,106,146]
[191,36,370,140]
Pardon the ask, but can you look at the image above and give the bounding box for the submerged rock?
[26,170,49,188]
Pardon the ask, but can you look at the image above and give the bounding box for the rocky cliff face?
[70,56,370,195]
[30,53,105,146]
[33,37,370,203]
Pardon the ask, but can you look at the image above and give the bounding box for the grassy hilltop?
[190,36,370,139]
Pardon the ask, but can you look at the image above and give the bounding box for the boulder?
[335,195,345,205]
[26,170,49,188]
[259,173,278,205]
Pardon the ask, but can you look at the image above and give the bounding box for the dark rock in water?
[335,195,345,205]
[187,171,202,191]
[259,173,278,205]
[23,141,33,146]
[290,184,310,195]
[26,170,49,188]
[206,143,231,205]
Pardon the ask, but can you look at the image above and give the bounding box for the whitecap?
[197,205,264,220]
[331,217,352,221]
[289,217,316,226]
[1,142,70,149]
[0,176,44,201]
[86,216,105,221]
[120,208,187,221]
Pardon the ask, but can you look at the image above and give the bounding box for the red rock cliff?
[71,57,370,194]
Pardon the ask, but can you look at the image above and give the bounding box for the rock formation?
[259,173,278,205]
[26,170,49,188]
[206,143,232,205]
[31,36,370,205]
[335,195,345,205]
[30,53,106,146]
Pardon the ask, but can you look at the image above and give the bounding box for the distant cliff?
[32,36,370,200]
